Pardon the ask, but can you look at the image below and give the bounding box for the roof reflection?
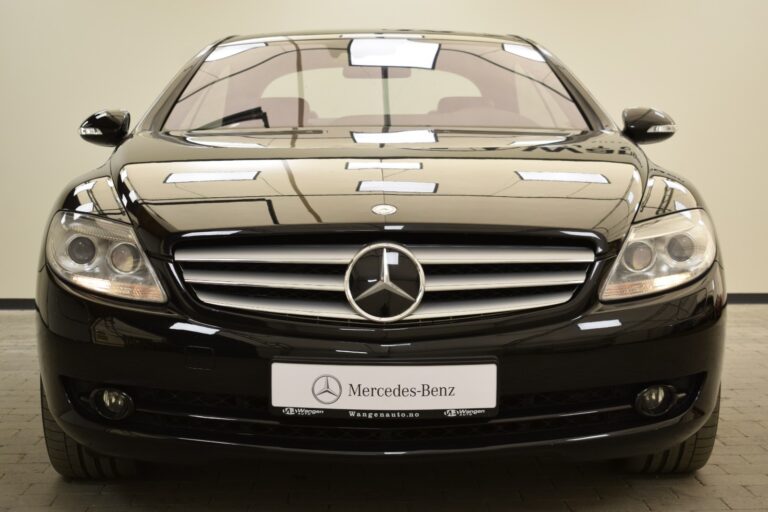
[165,171,260,184]
[577,319,622,331]
[358,181,437,193]
[346,161,422,170]
[349,38,440,69]
[516,171,609,184]
[185,136,265,149]
[352,130,436,144]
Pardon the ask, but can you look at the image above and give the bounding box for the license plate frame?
[270,359,498,420]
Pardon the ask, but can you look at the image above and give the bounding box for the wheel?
[40,383,138,479]
[623,393,720,474]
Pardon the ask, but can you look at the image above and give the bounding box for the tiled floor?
[1,306,767,512]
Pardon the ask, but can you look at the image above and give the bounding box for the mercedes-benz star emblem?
[311,375,342,404]
[372,204,397,216]
[344,243,425,323]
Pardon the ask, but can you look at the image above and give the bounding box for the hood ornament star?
[353,248,416,303]
[344,243,425,323]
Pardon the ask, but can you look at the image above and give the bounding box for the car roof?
[222,30,530,46]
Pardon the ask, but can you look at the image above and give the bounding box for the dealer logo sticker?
[312,375,342,404]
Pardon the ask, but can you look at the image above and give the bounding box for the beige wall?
[1,0,765,297]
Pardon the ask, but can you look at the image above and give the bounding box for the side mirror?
[79,110,130,147]
[622,107,676,144]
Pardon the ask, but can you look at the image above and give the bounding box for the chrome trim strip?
[425,271,587,291]
[175,246,357,264]
[183,269,344,291]
[194,290,573,320]
[195,291,357,319]
[411,246,595,264]
[186,269,583,297]
[176,245,595,265]
[408,291,573,319]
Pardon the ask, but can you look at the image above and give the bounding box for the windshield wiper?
[192,106,270,131]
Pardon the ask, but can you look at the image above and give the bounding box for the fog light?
[91,388,134,420]
[635,385,677,417]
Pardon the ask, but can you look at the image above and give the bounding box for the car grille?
[174,240,595,323]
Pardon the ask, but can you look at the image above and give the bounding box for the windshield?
[163,37,589,131]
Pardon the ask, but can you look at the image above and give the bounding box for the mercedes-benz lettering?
[37,31,725,479]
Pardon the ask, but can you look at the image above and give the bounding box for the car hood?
[103,128,647,254]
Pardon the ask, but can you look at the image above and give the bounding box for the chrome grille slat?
[184,269,586,293]
[177,241,594,323]
[196,291,356,319]
[412,246,594,264]
[175,245,595,265]
[183,269,344,291]
[424,271,587,292]
[195,290,575,321]
[409,292,575,320]
[175,245,357,264]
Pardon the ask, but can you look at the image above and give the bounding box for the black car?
[37,31,725,479]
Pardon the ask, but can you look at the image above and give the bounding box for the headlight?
[45,211,167,302]
[600,209,716,301]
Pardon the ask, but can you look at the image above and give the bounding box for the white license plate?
[271,362,497,412]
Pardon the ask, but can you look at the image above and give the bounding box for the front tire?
[624,393,720,474]
[41,384,138,479]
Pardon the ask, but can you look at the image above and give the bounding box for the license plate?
[271,362,497,419]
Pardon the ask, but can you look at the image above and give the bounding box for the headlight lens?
[46,211,167,302]
[600,209,716,301]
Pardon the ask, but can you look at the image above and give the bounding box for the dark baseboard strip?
[729,293,768,304]
[0,299,36,310]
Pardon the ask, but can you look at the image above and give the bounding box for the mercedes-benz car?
[37,31,725,479]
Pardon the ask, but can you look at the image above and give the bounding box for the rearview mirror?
[79,110,130,147]
[622,107,675,144]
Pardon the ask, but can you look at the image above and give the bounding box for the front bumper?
[37,263,726,462]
